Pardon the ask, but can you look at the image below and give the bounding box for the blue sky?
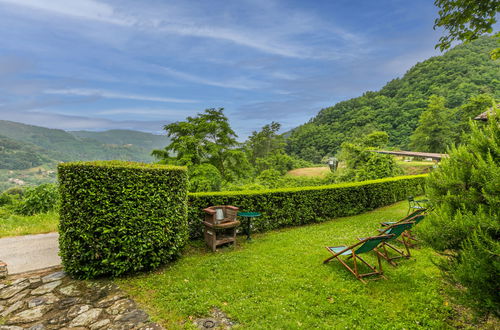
[0,0,443,139]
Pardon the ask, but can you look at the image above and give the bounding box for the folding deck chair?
[375,219,421,266]
[380,208,426,227]
[323,234,393,283]
[407,196,430,215]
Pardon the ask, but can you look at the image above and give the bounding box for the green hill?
[286,37,500,162]
[0,135,54,170]
[0,120,170,167]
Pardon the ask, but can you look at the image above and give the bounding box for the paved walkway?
[0,232,60,274]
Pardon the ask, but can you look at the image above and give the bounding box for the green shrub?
[419,108,499,315]
[188,175,426,238]
[58,161,188,278]
[0,193,12,206]
[15,183,59,215]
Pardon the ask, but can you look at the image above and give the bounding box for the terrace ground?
[117,200,489,329]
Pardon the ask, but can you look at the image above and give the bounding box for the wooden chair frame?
[323,235,393,284]
[375,221,415,266]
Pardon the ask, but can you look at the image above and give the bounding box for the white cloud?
[0,0,362,59]
[159,66,266,90]
[44,88,198,104]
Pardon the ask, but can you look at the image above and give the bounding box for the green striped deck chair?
[324,234,394,283]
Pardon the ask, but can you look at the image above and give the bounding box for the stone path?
[0,268,163,329]
[0,233,60,274]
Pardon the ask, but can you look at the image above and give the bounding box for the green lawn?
[117,201,457,329]
[0,207,58,238]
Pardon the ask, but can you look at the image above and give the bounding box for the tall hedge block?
[58,161,188,278]
[188,175,426,238]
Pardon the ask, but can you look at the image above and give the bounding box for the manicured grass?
[287,166,331,177]
[0,207,58,238]
[117,201,456,329]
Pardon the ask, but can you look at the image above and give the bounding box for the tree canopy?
[434,0,500,58]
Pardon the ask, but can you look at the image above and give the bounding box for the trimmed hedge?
[188,175,426,238]
[58,161,188,278]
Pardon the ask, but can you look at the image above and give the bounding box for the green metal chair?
[323,234,394,283]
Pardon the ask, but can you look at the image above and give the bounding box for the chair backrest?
[383,221,414,241]
[409,214,425,225]
[403,208,426,220]
[354,235,392,254]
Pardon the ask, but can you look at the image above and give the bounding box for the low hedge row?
[188,175,426,238]
[58,161,188,278]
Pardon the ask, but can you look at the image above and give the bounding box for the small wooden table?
[237,212,261,240]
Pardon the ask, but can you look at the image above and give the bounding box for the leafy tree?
[434,0,500,58]
[409,95,454,153]
[337,131,403,182]
[454,93,496,139]
[188,164,222,192]
[246,122,285,165]
[153,108,246,181]
[419,108,499,314]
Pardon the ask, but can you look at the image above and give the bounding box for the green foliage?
[153,108,245,182]
[287,37,499,158]
[454,93,496,138]
[409,95,454,153]
[187,175,425,238]
[434,0,500,58]
[256,169,282,187]
[419,108,499,314]
[58,161,188,278]
[188,164,222,192]
[336,131,403,182]
[0,193,12,206]
[14,183,59,215]
[245,121,285,165]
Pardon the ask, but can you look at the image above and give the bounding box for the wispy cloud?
[0,0,362,59]
[159,66,266,90]
[44,88,198,104]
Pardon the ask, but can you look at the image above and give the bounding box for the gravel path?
[0,233,60,274]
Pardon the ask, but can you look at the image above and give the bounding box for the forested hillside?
[0,135,53,169]
[0,120,169,168]
[286,37,499,162]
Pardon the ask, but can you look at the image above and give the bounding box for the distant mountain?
[69,129,168,150]
[286,37,500,162]
[0,120,170,169]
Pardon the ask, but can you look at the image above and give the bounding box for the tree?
[434,0,500,58]
[153,108,246,181]
[419,108,499,314]
[454,93,496,140]
[409,95,454,153]
[245,122,285,166]
[337,131,403,182]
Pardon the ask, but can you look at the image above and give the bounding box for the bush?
[15,183,59,215]
[419,108,499,315]
[188,175,426,238]
[0,193,12,206]
[58,161,188,278]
